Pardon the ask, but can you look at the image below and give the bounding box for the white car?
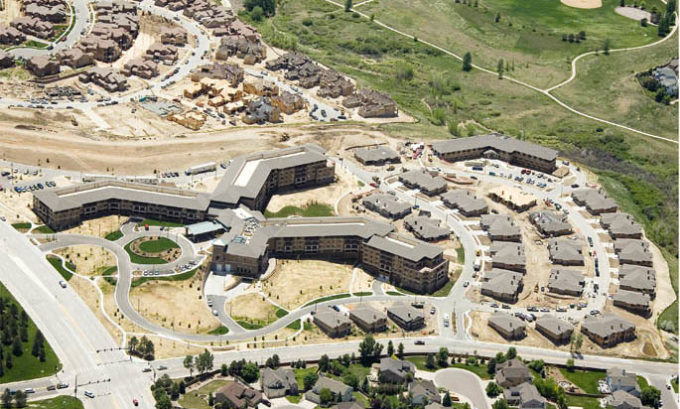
[58,280,67,288]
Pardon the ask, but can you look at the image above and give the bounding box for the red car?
[133,398,139,406]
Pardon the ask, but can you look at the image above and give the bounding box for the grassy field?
[559,368,606,394]
[565,395,602,409]
[294,365,319,389]
[208,325,229,334]
[130,267,199,288]
[265,203,334,218]
[28,396,83,409]
[46,255,73,281]
[359,0,664,88]
[178,380,229,409]
[302,293,351,307]
[33,225,55,234]
[105,230,123,241]
[552,31,678,140]
[12,222,31,232]
[124,242,169,265]
[246,0,678,334]
[0,283,61,383]
[138,218,184,228]
[236,307,289,329]
[138,237,180,253]
[405,355,491,378]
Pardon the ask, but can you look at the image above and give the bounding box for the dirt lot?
[261,259,354,310]
[600,301,670,359]
[266,166,355,213]
[63,215,129,238]
[54,245,117,276]
[69,276,125,346]
[130,273,222,334]
[225,292,278,321]
[468,311,566,351]
[351,268,375,293]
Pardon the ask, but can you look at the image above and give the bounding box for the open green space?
[138,237,180,253]
[131,267,199,288]
[287,319,302,330]
[24,40,49,49]
[637,375,649,389]
[137,218,184,228]
[208,325,229,335]
[405,355,491,378]
[559,368,606,394]
[105,230,124,241]
[565,395,602,409]
[294,365,319,389]
[245,0,678,337]
[302,293,351,307]
[11,222,31,232]
[178,379,229,409]
[46,255,73,281]
[124,241,169,265]
[265,203,334,218]
[0,283,61,383]
[552,31,678,140]
[28,396,83,409]
[360,0,664,88]
[33,225,55,234]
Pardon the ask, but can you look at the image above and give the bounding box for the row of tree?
[1,389,26,409]
[128,336,155,361]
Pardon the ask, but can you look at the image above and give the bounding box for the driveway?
[434,368,490,409]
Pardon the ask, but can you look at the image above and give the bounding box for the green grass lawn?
[46,255,73,281]
[637,375,649,389]
[302,293,351,307]
[124,242,169,265]
[178,380,229,409]
[287,319,302,330]
[33,225,55,234]
[360,0,664,88]
[265,203,334,218]
[385,291,405,296]
[552,31,678,140]
[23,40,49,49]
[394,278,455,297]
[294,366,319,389]
[405,355,491,379]
[138,237,180,253]
[672,377,678,393]
[12,222,31,232]
[353,291,373,296]
[105,230,123,241]
[286,394,303,403]
[28,396,83,409]
[0,283,61,383]
[559,368,606,394]
[138,218,185,228]
[131,267,199,288]
[208,325,229,335]
[565,395,603,409]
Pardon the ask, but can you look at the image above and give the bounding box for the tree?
[242,362,259,383]
[497,59,504,79]
[641,18,648,26]
[437,348,449,367]
[425,353,436,369]
[603,39,611,55]
[183,355,194,377]
[221,363,228,376]
[506,347,517,360]
[345,0,352,11]
[344,372,359,389]
[443,393,452,407]
[250,6,264,21]
[196,349,214,374]
[486,382,502,398]
[570,333,583,354]
[492,399,509,409]
[620,0,625,6]
[155,390,172,409]
[578,30,586,41]
[358,335,382,366]
[397,342,404,360]
[487,358,497,374]
[303,373,318,391]
[495,12,501,22]
[462,52,473,72]
[641,386,661,407]
[1,389,10,409]
[565,358,575,372]
[528,360,544,375]
[319,388,334,405]
[319,354,330,372]
[12,390,25,408]
[244,0,276,16]
[387,340,394,357]
[129,336,139,354]
[12,336,22,356]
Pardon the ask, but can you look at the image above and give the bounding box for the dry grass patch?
[63,215,128,238]
[262,259,353,310]
[130,272,222,335]
[225,292,278,322]
[54,245,116,276]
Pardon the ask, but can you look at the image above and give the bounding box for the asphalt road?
[434,368,489,409]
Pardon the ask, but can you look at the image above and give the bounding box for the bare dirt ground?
[69,276,124,346]
[130,273,222,334]
[469,311,565,351]
[261,259,354,310]
[647,240,675,319]
[601,300,670,359]
[225,292,278,321]
[54,245,116,275]
[351,268,375,293]
[266,166,355,213]
[63,215,128,238]
[0,120,399,174]
[0,0,21,27]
